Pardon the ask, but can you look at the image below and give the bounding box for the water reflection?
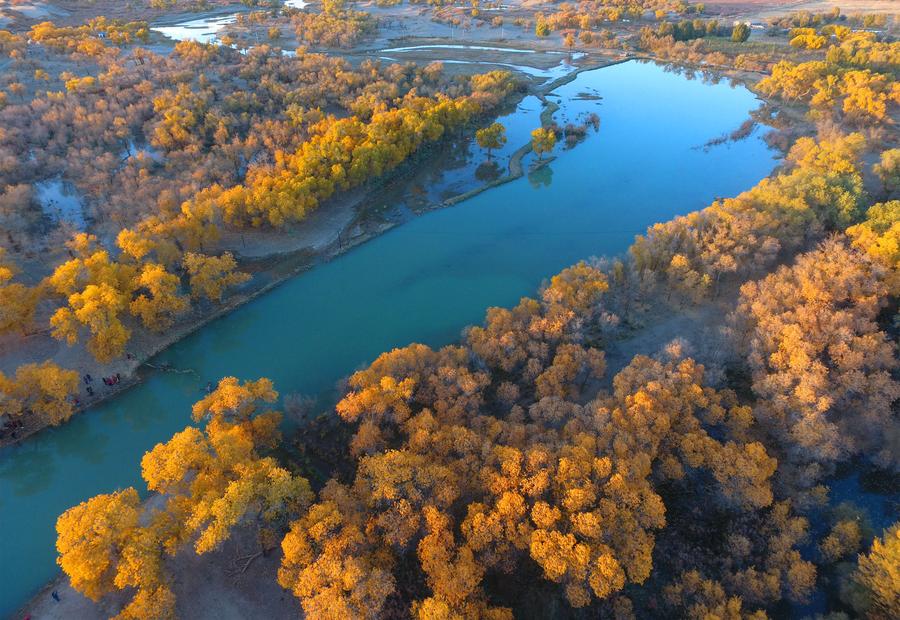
[152,1,309,44]
[475,161,502,183]
[527,165,553,189]
[152,14,237,44]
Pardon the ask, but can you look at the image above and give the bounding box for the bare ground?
[704,0,899,19]
[20,527,299,620]
[604,297,737,388]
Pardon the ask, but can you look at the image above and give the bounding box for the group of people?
[101,373,121,386]
[78,372,123,401]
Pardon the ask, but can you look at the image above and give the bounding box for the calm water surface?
[0,61,776,616]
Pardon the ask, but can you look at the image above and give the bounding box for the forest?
[0,0,897,619]
[53,126,900,619]
[0,12,518,435]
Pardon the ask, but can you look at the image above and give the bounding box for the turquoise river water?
[0,60,777,617]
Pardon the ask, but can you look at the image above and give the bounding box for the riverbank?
[20,516,299,620]
[1,46,785,451]
[0,52,635,450]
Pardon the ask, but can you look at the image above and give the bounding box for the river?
[150,0,309,44]
[0,60,776,617]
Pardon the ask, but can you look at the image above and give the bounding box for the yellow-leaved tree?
[852,523,900,619]
[57,377,311,616]
[47,234,137,362]
[182,252,249,302]
[129,263,188,331]
[0,248,41,335]
[0,361,79,425]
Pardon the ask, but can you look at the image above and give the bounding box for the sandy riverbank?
[19,522,299,620]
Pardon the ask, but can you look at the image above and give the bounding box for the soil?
[21,525,299,620]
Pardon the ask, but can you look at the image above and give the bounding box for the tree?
[731,23,750,43]
[536,16,551,38]
[182,252,250,302]
[475,122,507,160]
[141,424,311,555]
[46,234,138,362]
[278,482,395,619]
[853,523,900,619]
[51,283,132,363]
[846,201,899,294]
[56,488,176,620]
[0,249,40,335]
[820,519,862,563]
[144,377,310,555]
[874,148,899,195]
[755,34,899,127]
[57,488,144,600]
[629,133,865,295]
[531,127,556,160]
[0,361,79,425]
[321,0,347,16]
[57,377,310,616]
[733,237,899,478]
[130,263,188,331]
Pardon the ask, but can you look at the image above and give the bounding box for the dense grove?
[757,30,900,128]
[54,120,899,617]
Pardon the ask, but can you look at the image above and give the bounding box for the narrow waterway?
[150,0,309,44]
[0,60,776,617]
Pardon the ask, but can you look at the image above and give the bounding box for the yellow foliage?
[51,283,131,362]
[130,263,188,331]
[846,200,900,294]
[0,249,40,335]
[183,252,249,302]
[735,237,899,472]
[58,377,310,614]
[0,361,79,425]
[531,127,556,159]
[56,488,143,601]
[854,522,900,619]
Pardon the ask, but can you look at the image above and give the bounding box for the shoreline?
[0,53,633,451]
